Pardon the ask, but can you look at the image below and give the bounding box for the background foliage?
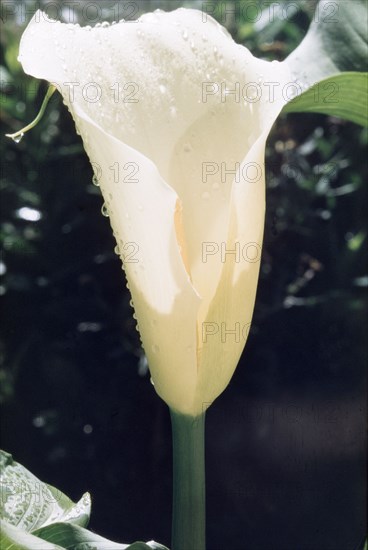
[0,1,366,549]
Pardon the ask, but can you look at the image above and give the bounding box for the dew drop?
[101,21,110,28]
[13,133,24,144]
[101,203,109,217]
[182,28,188,41]
[202,34,208,42]
[114,245,120,255]
[159,84,166,94]
[213,46,218,56]
[150,377,155,386]
[92,175,100,186]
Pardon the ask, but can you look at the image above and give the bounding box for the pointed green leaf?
[0,450,91,532]
[33,522,169,550]
[0,520,65,550]
[44,484,91,528]
[284,72,368,126]
[287,0,368,85]
[283,0,368,125]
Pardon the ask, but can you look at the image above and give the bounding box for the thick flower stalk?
[19,9,291,417]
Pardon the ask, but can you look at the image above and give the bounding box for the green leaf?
[283,0,368,125]
[0,520,65,550]
[287,0,368,85]
[0,450,91,532]
[33,523,169,550]
[0,451,169,550]
[284,72,368,126]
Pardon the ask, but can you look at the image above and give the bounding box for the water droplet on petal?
[92,174,100,186]
[150,377,155,386]
[114,245,120,255]
[101,21,110,28]
[159,84,166,94]
[182,28,188,41]
[101,203,109,217]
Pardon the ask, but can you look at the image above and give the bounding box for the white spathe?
[19,9,291,416]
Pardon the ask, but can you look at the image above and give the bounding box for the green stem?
[5,85,56,141]
[170,409,206,550]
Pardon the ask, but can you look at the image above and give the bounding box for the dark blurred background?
[0,1,366,549]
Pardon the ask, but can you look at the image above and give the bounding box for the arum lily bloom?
[18,9,291,417]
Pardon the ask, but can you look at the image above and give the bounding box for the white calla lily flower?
[19,9,291,416]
